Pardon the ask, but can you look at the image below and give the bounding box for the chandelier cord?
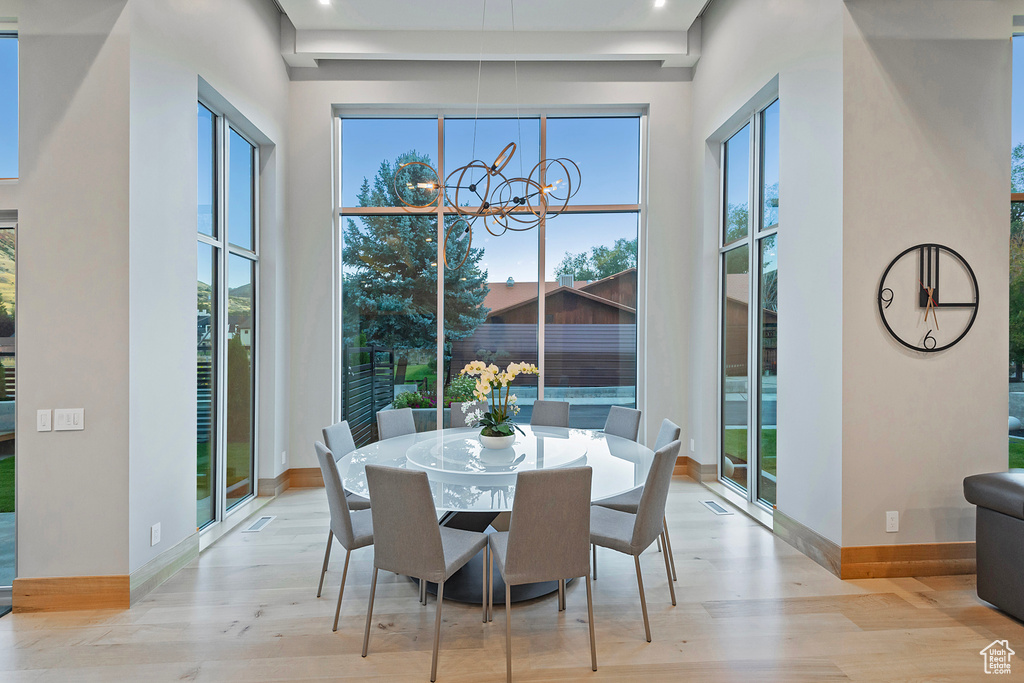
[510,0,523,178]
[472,0,487,161]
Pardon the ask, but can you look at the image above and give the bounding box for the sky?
[340,116,641,282]
[0,37,17,179]
[1015,36,1024,152]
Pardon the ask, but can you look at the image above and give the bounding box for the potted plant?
[460,360,539,449]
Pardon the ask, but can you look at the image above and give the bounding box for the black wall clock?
[877,243,979,353]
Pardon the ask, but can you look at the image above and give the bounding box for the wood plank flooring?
[0,476,1022,682]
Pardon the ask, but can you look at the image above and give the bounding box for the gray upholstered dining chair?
[313,441,374,632]
[487,467,597,682]
[376,407,416,440]
[322,420,371,512]
[603,405,642,441]
[449,400,487,428]
[590,439,681,642]
[529,400,570,428]
[361,465,489,682]
[591,418,681,582]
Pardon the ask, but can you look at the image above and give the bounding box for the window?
[0,34,17,179]
[197,102,258,529]
[339,114,641,442]
[1011,36,1024,471]
[720,98,779,507]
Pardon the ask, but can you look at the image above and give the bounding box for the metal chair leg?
[656,536,662,552]
[317,531,334,598]
[557,578,564,612]
[592,544,597,580]
[505,582,513,683]
[361,567,378,657]
[585,575,597,671]
[634,555,651,643]
[661,536,676,606]
[482,547,488,623]
[431,581,445,682]
[420,577,427,605]
[488,545,495,623]
[332,549,352,631]
[662,517,677,582]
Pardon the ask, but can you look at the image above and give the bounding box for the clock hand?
[918,279,940,330]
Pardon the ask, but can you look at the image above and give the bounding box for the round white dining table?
[338,425,655,513]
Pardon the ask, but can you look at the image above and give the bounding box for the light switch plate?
[151,523,161,546]
[36,409,51,432]
[54,408,84,431]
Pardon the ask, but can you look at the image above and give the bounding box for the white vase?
[480,433,515,450]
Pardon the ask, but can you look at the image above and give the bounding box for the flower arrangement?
[460,360,539,438]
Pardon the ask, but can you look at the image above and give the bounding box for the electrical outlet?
[281,450,287,465]
[151,523,161,546]
[885,511,899,533]
[689,438,695,453]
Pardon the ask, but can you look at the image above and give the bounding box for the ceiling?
[278,0,705,33]
[277,0,707,68]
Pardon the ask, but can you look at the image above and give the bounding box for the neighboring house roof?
[487,284,636,319]
[578,267,636,294]
[481,279,588,313]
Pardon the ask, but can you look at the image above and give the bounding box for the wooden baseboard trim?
[773,509,842,577]
[258,470,290,497]
[14,575,130,612]
[129,532,199,605]
[288,467,323,488]
[840,542,976,579]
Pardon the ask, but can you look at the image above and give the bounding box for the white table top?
[339,426,654,513]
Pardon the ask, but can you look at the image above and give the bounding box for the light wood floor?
[1,476,1022,682]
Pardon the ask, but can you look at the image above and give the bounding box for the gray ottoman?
[964,473,1024,622]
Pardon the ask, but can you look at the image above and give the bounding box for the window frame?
[334,111,646,434]
[717,97,779,510]
[0,32,18,180]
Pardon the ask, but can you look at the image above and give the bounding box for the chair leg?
[332,549,352,632]
[662,517,677,582]
[431,581,445,683]
[420,577,427,605]
[656,535,662,552]
[661,536,676,607]
[488,546,495,623]
[585,575,597,671]
[361,566,378,657]
[557,578,564,612]
[482,547,488,623]
[505,582,513,683]
[317,531,334,598]
[592,544,597,580]
[634,555,651,643]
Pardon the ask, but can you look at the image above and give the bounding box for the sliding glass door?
[338,114,642,442]
[197,103,258,529]
[719,99,779,507]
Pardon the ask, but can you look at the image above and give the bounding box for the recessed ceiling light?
[319,0,330,5]
[654,0,666,7]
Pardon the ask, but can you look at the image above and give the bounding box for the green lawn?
[723,428,776,476]
[0,456,11,513]
[402,364,436,384]
[1009,440,1024,469]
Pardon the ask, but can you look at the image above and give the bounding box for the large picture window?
[0,34,17,179]
[720,98,779,508]
[197,102,258,529]
[338,114,641,442]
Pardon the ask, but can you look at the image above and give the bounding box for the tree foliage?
[1011,144,1024,370]
[341,151,489,369]
[554,237,638,281]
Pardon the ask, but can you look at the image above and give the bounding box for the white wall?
[690,0,845,543]
[126,0,289,572]
[18,0,133,577]
[15,0,289,579]
[286,60,692,469]
[840,0,1012,546]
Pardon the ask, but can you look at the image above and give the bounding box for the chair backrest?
[364,464,446,581]
[450,400,487,428]
[530,400,570,428]
[322,420,357,460]
[314,441,357,547]
[604,406,642,441]
[653,418,681,451]
[377,407,416,441]
[631,439,682,551]
[503,467,592,585]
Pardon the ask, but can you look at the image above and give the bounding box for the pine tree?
[341,151,489,382]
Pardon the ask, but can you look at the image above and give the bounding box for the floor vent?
[242,515,276,533]
[700,500,733,515]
